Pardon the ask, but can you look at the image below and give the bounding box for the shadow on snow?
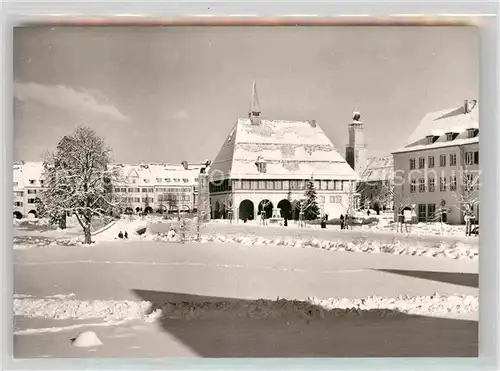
[376,269,478,289]
[132,289,478,358]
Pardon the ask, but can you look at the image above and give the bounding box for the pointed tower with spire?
[249,81,261,125]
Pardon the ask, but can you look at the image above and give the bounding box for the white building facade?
[392,100,479,225]
[12,161,205,219]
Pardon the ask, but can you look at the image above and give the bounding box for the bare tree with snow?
[452,145,480,235]
[220,193,234,221]
[341,181,360,230]
[39,125,124,244]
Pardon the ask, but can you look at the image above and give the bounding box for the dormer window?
[144,179,150,183]
[255,156,267,173]
[466,128,477,138]
[174,178,180,182]
[425,135,436,145]
[29,179,35,185]
[445,132,457,141]
[165,178,171,183]
[156,178,162,183]
[183,178,189,183]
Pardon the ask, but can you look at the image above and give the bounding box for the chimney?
[309,119,317,127]
[464,100,477,114]
[181,161,189,170]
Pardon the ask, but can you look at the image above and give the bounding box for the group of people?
[339,214,351,230]
[117,231,128,239]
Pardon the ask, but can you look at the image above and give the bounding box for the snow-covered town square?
[12,26,479,358]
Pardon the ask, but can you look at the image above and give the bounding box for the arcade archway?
[277,199,292,219]
[258,199,274,219]
[239,199,254,221]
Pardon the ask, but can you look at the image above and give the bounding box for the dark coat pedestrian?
[284,217,288,227]
[320,217,327,229]
[118,231,124,239]
[124,231,128,239]
[340,214,345,230]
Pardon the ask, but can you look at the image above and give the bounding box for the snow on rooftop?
[406,101,479,146]
[210,117,359,181]
[393,137,479,154]
[361,156,394,182]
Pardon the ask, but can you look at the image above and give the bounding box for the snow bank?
[13,236,79,250]
[152,233,478,260]
[14,294,478,323]
[361,222,470,237]
[209,219,472,237]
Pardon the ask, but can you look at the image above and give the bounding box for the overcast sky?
[14,25,478,164]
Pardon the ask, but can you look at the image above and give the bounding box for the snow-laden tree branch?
[452,145,480,222]
[39,125,125,244]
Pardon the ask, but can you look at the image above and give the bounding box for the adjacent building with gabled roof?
[209,82,360,221]
[392,100,479,224]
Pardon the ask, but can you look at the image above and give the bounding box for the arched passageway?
[239,200,254,221]
[277,199,292,219]
[144,206,153,214]
[258,200,274,219]
[13,211,23,219]
[28,210,37,218]
[214,201,221,219]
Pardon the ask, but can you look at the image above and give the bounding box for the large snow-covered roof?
[210,117,359,181]
[361,156,394,182]
[394,100,479,154]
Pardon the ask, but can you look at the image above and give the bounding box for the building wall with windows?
[12,161,205,219]
[109,163,201,214]
[392,100,479,225]
[209,179,357,221]
[13,162,44,219]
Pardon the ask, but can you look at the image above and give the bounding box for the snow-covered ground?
[13,216,479,261]
[211,216,471,237]
[13,234,478,357]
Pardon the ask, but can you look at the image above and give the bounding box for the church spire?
[249,81,261,118]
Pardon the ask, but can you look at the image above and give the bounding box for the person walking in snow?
[124,231,128,239]
[118,231,123,239]
[340,214,345,230]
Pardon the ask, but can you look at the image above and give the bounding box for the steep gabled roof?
[210,118,359,181]
[361,156,394,182]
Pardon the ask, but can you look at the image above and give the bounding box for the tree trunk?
[83,225,92,244]
[58,213,67,229]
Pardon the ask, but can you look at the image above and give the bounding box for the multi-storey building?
[12,161,207,219]
[13,161,44,219]
[110,163,202,214]
[208,82,360,221]
[392,100,479,224]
